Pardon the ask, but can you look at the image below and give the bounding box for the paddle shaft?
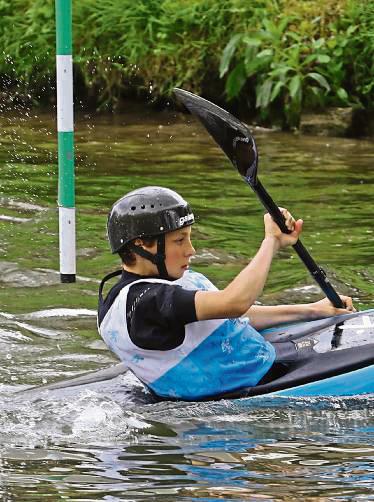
[172,88,344,309]
[252,179,344,309]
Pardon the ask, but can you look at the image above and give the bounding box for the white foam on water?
[0,315,69,338]
[0,312,14,319]
[0,387,152,449]
[0,197,47,212]
[13,321,66,338]
[0,327,32,342]
[0,214,31,223]
[71,393,151,438]
[285,284,321,294]
[19,308,97,320]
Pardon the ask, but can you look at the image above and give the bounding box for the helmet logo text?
[179,213,194,226]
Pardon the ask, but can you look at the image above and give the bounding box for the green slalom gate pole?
[55,0,76,282]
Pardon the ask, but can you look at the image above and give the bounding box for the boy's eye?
[175,237,184,243]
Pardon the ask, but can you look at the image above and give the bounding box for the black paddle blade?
[174,88,258,185]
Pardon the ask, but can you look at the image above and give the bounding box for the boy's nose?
[187,241,196,256]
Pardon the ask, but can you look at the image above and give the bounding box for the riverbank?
[0,0,373,132]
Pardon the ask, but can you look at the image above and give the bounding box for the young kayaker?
[98,186,355,400]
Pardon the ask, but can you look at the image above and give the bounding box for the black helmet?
[107,186,194,253]
[107,187,194,279]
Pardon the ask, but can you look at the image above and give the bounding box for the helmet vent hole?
[151,204,154,208]
[131,206,136,211]
[141,205,145,209]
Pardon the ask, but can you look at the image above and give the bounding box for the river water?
[0,106,373,500]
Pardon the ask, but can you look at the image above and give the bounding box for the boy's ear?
[134,238,154,250]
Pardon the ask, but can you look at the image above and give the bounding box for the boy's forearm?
[222,237,280,314]
[247,304,315,331]
[195,237,280,320]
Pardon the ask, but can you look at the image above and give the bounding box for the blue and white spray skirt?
[99,270,276,400]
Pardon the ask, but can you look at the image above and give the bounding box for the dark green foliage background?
[0,0,373,127]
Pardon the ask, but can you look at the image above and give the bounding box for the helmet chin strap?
[129,235,171,280]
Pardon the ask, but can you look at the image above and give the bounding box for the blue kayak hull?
[272,364,374,397]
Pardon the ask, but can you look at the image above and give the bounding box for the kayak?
[22,309,374,400]
[217,309,374,400]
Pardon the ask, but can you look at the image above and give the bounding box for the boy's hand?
[310,296,356,318]
[264,208,303,249]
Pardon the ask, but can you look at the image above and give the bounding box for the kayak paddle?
[174,88,344,309]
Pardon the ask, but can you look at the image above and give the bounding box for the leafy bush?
[220,17,334,127]
[339,1,374,108]
[0,0,372,127]
[0,0,56,98]
[220,0,374,127]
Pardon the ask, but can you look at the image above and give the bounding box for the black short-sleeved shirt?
[99,271,197,351]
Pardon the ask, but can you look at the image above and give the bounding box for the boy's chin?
[169,270,184,280]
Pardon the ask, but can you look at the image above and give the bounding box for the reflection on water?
[1,375,373,499]
[1,305,373,499]
[0,109,373,499]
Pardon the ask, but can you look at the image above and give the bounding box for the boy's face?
[165,226,196,279]
[146,226,195,279]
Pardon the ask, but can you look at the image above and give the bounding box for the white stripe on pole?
[56,55,74,132]
[59,207,76,275]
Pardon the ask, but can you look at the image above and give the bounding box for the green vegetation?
[0,0,373,128]
[220,0,374,127]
